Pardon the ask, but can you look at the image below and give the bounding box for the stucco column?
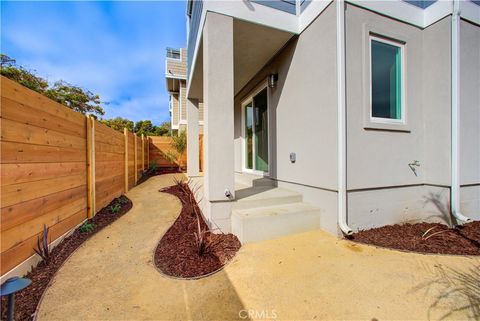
[203,12,235,232]
[186,98,200,177]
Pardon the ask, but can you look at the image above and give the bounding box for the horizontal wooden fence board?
[1,173,86,208]
[1,77,86,125]
[1,197,86,252]
[0,76,147,276]
[1,118,86,150]
[1,141,87,164]
[1,162,85,186]
[1,185,87,232]
[93,119,125,215]
[1,208,86,274]
[148,136,192,168]
[95,141,125,155]
[1,97,86,137]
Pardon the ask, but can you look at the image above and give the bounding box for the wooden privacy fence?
[0,77,148,276]
[148,135,203,172]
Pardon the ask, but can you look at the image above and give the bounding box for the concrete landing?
[233,173,321,243]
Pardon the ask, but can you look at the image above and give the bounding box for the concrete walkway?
[37,174,479,320]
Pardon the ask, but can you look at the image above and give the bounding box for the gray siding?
[423,17,451,187]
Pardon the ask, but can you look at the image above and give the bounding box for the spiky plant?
[34,224,51,263]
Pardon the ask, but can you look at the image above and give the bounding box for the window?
[370,36,404,122]
[166,47,181,60]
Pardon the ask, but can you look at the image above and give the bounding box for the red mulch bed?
[0,196,133,321]
[154,182,241,278]
[351,221,480,255]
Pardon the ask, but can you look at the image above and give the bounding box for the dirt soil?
[0,196,133,321]
[352,221,480,255]
[136,167,182,185]
[154,182,241,278]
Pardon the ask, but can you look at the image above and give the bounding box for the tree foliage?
[99,118,171,136]
[166,130,187,170]
[99,117,134,132]
[1,54,105,116]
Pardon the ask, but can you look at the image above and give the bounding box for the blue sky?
[1,1,186,125]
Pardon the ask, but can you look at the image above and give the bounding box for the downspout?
[450,0,472,224]
[336,0,353,235]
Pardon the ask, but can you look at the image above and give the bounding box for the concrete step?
[234,172,276,188]
[232,202,321,243]
[233,186,303,210]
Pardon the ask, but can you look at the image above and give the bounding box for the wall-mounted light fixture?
[268,73,278,88]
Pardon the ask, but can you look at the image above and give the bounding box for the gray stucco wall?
[460,19,480,220]
[423,17,452,187]
[345,5,455,230]
[233,3,339,234]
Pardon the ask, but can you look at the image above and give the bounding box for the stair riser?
[232,210,321,244]
[233,195,303,210]
[234,173,276,188]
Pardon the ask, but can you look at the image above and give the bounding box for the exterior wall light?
[268,73,278,88]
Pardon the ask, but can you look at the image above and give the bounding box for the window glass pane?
[371,39,402,120]
[245,102,253,170]
[254,88,269,172]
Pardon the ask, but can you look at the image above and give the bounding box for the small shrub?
[110,203,121,214]
[79,220,95,233]
[34,224,51,263]
[118,196,129,205]
[166,130,187,171]
[148,163,158,174]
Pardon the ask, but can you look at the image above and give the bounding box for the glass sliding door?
[243,87,269,174]
[254,89,268,172]
[245,102,253,170]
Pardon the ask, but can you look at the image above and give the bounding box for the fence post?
[91,118,96,215]
[124,128,128,192]
[134,133,138,183]
[86,116,96,217]
[147,137,149,168]
[141,134,145,170]
[86,116,93,218]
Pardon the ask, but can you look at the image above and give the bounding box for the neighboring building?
[165,47,204,134]
[184,0,480,243]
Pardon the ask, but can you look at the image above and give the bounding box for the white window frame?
[369,35,406,125]
[241,81,271,176]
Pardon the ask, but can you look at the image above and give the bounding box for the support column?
[187,98,200,177]
[203,12,235,232]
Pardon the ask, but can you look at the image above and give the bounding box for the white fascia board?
[424,0,452,27]
[460,0,480,25]
[204,0,299,33]
[165,74,187,80]
[299,0,333,31]
[346,0,424,27]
